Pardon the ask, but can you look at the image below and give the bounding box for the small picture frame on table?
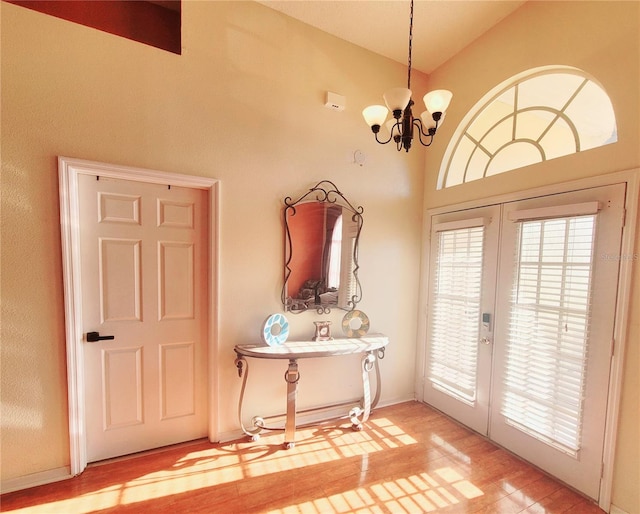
[312,321,332,341]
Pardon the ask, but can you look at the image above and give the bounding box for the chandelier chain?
[407,0,414,90]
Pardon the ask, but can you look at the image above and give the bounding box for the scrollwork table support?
[234,335,388,449]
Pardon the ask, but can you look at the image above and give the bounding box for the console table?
[234,334,388,448]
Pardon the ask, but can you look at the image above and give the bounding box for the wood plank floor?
[1,401,604,513]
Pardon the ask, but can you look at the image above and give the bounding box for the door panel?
[79,175,208,462]
[423,205,501,435]
[103,346,143,429]
[100,238,142,322]
[490,184,625,499]
[159,241,195,319]
[160,342,196,419]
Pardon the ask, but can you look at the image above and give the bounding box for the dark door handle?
[86,331,115,342]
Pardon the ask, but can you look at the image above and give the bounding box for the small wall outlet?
[325,91,346,111]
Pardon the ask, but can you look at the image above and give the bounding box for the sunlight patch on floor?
[267,467,486,514]
[3,486,124,514]
[4,417,419,513]
[239,417,417,478]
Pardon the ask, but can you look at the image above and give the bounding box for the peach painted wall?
[1,0,427,487]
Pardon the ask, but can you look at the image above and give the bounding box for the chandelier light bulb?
[362,105,389,129]
[423,90,453,115]
[383,87,412,115]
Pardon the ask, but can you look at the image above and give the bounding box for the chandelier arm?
[432,116,440,133]
[414,117,440,137]
[374,132,394,145]
[390,120,403,150]
[413,119,435,147]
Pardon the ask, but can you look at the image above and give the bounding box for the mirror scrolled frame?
[282,180,363,314]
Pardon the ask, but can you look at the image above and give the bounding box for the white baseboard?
[1,467,72,494]
[217,428,246,443]
[609,505,629,514]
[376,395,416,408]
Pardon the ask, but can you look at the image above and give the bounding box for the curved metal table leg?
[234,354,265,440]
[349,348,384,430]
[284,359,299,449]
[371,347,385,410]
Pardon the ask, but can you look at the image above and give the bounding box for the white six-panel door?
[78,175,209,462]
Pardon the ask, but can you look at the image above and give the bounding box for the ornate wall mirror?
[282,181,363,314]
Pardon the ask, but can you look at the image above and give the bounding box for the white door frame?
[58,156,220,476]
[415,168,639,511]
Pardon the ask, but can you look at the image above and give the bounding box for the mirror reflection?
[282,181,363,313]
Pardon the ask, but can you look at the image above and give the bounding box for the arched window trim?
[464,107,580,182]
[437,66,617,189]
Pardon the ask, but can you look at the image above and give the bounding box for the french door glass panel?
[423,206,501,436]
[501,214,596,455]
[423,183,625,500]
[430,224,484,402]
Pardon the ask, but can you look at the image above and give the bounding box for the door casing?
[415,169,639,511]
[59,156,220,475]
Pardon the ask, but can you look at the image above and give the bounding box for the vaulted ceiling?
[256,1,527,74]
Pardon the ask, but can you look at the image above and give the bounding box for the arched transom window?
[438,66,617,189]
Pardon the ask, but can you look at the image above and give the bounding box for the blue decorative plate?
[342,310,370,337]
[261,313,290,346]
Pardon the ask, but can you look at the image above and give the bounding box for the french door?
[422,183,625,499]
[422,204,500,435]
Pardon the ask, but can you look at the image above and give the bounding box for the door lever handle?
[86,331,115,342]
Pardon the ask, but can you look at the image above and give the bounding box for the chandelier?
[362,0,452,152]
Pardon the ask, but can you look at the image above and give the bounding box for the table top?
[234,334,388,359]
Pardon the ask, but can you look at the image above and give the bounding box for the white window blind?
[428,226,485,403]
[502,215,596,455]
